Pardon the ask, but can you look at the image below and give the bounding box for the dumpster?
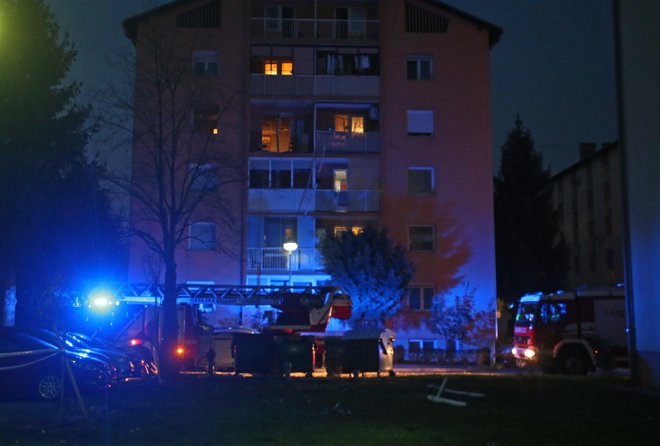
[324,328,395,377]
[233,332,315,376]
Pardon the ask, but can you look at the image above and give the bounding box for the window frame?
[408,167,435,194]
[408,225,435,251]
[193,50,219,77]
[406,110,434,136]
[408,285,435,311]
[189,222,217,251]
[406,55,433,80]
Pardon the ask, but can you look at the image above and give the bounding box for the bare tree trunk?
[160,252,179,378]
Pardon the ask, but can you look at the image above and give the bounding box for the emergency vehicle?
[512,286,628,374]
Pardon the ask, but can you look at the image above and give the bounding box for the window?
[193,107,219,134]
[407,55,432,80]
[190,164,219,191]
[316,50,380,76]
[539,302,568,324]
[334,225,363,237]
[193,50,219,76]
[189,223,216,250]
[408,286,435,310]
[264,59,293,75]
[248,159,311,189]
[335,7,366,38]
[264,217,296,247]
[261,115,293,152]
[408,167,434,194]
[409,225,434,251]
[407,110,434,136]
[265,5,294,37]
[334,114,364,134]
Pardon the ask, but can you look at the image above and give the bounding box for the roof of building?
[122,0,502,46]
[551,141,619,180]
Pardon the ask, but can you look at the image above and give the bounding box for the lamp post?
[283,240,298,286]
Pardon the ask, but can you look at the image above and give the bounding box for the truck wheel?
[558,350,590,375]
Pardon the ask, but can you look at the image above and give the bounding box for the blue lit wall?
[616,0,660,387]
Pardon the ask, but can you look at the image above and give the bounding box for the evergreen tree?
[0,0,122,322]
[494,117,568,303]
[319,225,413,328]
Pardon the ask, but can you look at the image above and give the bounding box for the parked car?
[14,326,126,382]
[0,328,114,401]
[66,332,156,378]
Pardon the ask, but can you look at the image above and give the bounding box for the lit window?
[407,110,434,136]
[408,167,434,194]
[189,223,216,251]
[409,225,434,251]
[264,59,294,75]
[281,62,293,76]
[406,55,432,80]
[265,63,278,75]
[351,116,364,134]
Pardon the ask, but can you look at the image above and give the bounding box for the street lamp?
[283,240,298,286]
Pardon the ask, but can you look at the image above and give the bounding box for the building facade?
[123,0,501,356]
[550,142,624,289]
[615,0,660,387]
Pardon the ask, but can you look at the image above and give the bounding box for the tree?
[319,225,413,328]
[0,0,122,324]
[494,116,568,303]
[100,22,244,375]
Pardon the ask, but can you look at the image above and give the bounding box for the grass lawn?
[0,372,658,446]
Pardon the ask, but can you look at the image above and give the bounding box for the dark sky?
[49,0,618,174]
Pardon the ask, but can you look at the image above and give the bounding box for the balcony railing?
[250,18,379,41]
[247,247,324,271]
[250,74,379,97]
[315,130,380,153]
[315,190,380,212]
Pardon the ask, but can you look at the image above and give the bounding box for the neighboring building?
[550,142,624,289]
[123,0,501,356]
[615,0,660,387]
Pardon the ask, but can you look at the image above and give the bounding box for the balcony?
[250,18,379,42]
[247,247,324,271]
[315,190,380,212]
[250,74,379,98]
[248,189,315,213]
[315,130,380,153]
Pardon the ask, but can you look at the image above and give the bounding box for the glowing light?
[176,347,185,356]
[283,241,298,252]
[523,348,536,359]
[88,289,118,312]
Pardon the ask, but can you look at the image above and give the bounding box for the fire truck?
[84,284,352,374]
[512,286,628,374]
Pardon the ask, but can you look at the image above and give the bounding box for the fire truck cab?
[512,287,628,374]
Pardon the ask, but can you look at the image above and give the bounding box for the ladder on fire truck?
[85,283,340,307]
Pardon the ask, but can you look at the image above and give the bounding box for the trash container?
[324,328,395,377]
[233,332,314,376]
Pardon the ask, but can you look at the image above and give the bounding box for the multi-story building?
[123,0,501,355]
[550,142,624,289]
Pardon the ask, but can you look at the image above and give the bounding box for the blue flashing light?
[88,289,119,312]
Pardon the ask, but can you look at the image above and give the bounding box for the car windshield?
[515,302,538,326]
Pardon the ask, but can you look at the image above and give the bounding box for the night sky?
[48,0,617,174]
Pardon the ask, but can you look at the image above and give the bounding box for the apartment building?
[123,0,501,354]
[550,142,624,289]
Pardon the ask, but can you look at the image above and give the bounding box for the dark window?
[189,223,216,250]
[193,107,219,134]
[408,168,434,194]
[409,226,434,251]
[406,56,432,80]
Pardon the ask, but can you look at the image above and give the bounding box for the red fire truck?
[512,287,628,374]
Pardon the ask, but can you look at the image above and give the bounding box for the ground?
[0,366,658,446]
